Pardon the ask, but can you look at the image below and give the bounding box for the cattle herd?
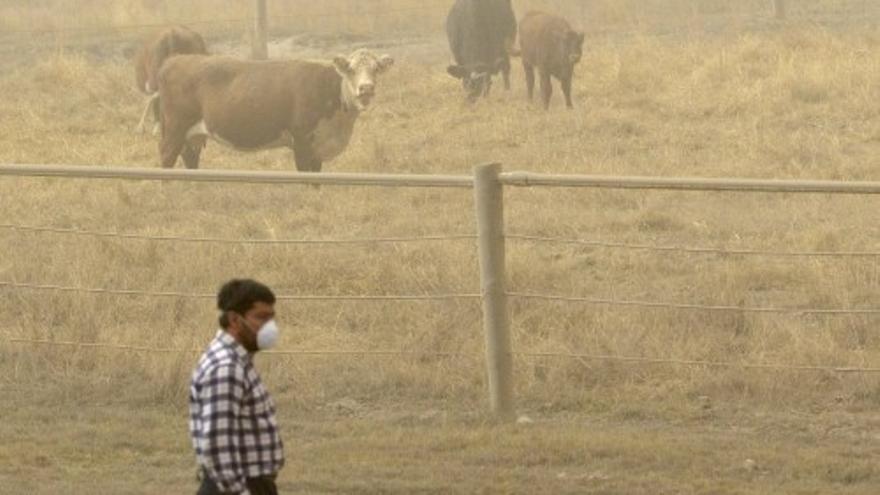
[134,0,583,170]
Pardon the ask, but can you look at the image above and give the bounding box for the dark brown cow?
[133,26,208,134]
[157,49,394,170]
[519,11,584,110]
[446,0,518,102]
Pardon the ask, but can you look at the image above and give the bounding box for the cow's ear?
[377,55,395,73]
[447,65,468,79]
[333,56,352,76]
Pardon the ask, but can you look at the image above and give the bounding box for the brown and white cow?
[157,49,394,171]
[519,11,584,110]
[133,26,208,134]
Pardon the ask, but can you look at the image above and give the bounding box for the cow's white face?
[333,49,394,112]
[447,57,506,104]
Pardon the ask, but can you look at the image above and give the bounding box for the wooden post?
[473,163,515,421]
[772,0,786,20]
[252,0,269,60]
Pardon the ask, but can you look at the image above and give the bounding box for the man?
[190,279,284,495]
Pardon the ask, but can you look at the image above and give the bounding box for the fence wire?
[5,337,475,358]
[507,292,880,316]
[2,281,875,315]
[0,281,480,302]
[518,351,880,374]
[7,223,878,259]
[0,5,444,36]
[6,337,878,374]
[507,234,880,259]
[0,223,476,246]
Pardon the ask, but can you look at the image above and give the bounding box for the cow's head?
[447,58,505,103]
[149,27,208,92]
[333,49,395,112]
[561,30,585,66]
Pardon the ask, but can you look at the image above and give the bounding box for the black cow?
[446,0,517,102]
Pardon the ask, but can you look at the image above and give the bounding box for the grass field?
[2,0,880,493]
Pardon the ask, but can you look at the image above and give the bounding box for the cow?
[156,49,394,171]
[519,11,584,110]
[445,0,517,103]
[133,26,208,135]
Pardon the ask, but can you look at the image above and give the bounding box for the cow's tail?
[149,93,162,137]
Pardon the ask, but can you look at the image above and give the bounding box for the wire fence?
[1,221,878,314]
[0,281,480,302]
[0,223,477,246]
[3,222,877,256]
[2,163,880,412]
[0,4,445,36]
[518,351,880,374]
[507,234,880,258]
[8,337,880,374]
[5,337,475,358]
[3,0,878,38]
[506,292,880,316]
[3,0,879,54]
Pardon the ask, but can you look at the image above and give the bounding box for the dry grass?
[2,0,880,493]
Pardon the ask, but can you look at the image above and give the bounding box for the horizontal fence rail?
[5,164,880,194]
[500,172,880,194]
[0,164,474,188]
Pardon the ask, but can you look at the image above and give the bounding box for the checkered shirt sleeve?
[190,331,284,494]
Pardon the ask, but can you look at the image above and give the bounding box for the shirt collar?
[215,329,251,361]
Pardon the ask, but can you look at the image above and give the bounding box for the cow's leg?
[502,57,511,91]
[293,140,322,173]
[159,123,188,168]
[150,94,162,136]
[524,62,535,101]
[182,136,206,169]
[136,94,158,134]
[561,75,574,109]
[539,70,553,110]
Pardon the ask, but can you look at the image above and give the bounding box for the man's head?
[217,278,277,352]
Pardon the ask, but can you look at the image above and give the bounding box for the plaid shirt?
[190,330,284,494]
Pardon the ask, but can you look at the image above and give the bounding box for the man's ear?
[447,65,468,79]
[333,55,352,76]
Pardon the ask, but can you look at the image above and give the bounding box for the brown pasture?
[2,1,880,493]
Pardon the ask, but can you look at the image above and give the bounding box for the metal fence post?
[252,0,269,59]
[473,163,515,421]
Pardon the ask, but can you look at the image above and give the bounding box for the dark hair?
[217,279,276,328]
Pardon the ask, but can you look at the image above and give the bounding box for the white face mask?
[255,319,280,350]
[239,315,280,351]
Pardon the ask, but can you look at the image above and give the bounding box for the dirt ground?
[3,7,880,494]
